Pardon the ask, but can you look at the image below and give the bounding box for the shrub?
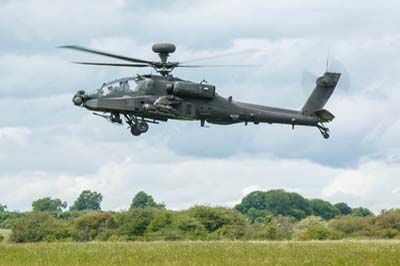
[0,211,22,229]
[174,214,207,240]
[115,208,156,239]
[374,211,400,230]
[147,210,173,232]
[73,212,116,241]
[187,206,247,233]
[0,234,4,242]
[213,224,247,240]
[329,216,370,235]
[9,212,71,243]
[97,229,117,241]
[293,216,339,240]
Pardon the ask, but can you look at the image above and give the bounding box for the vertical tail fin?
[302,72,341,114]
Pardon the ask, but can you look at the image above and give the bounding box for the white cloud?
[0,127,31,146]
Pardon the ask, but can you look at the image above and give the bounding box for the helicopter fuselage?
[72,73,327,136]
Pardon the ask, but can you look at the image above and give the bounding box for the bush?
[56,210,88,220]
[9,212,71,243]
[0,234,4,242]
[147,210,174,232]
[248,216,295,240]
[374,211,400,230]
[97,229,117,241]
[0,211,22,229]
[187,206,247,233]
[73,212,116,241]
[174,214,207,240]
[213,224,247,240]
[329,216,371,236]
[116,208,157,239]
[293,216,340,240]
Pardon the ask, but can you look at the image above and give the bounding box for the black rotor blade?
[73,62,151,67]
[177,64,261,68]
[59,45,153,64]
[180,49,256,63]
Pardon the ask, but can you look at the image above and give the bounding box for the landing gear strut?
[317,123,330,139]
[124,114,149,136]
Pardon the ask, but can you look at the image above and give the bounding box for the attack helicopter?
[60,43,340,139]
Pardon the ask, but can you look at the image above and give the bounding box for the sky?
[0,0,399,213]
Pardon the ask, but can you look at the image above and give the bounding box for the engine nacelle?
[172,82,215,99]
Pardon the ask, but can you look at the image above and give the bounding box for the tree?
[334,202,353,216]
[130,191,165,209]
[32,197,67,212]
[352,207,373,217]
[70,190,103,211]
[310,199,340,220]
[0,204,7,212]
[235,190,312,220]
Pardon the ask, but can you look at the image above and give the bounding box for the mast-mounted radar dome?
[152,43,176,54]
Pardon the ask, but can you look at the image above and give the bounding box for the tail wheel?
[137,121,149,133]
[317,123,330,139]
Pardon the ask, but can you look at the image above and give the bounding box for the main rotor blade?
[177,64,261,68]
[59,45,153,64]
[73,62,150,67]
[181,49,256,63]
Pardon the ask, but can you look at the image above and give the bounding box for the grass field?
[1,241,400,266]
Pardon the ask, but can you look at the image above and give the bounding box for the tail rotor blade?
[301,58,351,96]
[328,59,351,93]
[301,70,318,95]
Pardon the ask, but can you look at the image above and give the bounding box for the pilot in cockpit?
[120,80,130,92]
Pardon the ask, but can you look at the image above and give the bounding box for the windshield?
[96,77,144,96]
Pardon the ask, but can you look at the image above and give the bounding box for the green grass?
[0,241,400,266]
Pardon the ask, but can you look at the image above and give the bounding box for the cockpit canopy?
[96,77,146,97]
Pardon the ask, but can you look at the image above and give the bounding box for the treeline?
[1,189,399,243]
[235,190,373,221]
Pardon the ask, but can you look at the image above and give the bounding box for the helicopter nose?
[84,99,99,109]
[72,90,86,106]
[72,95,83,105]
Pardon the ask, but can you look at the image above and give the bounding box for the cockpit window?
[97,77,144,96]
[134,80,146,92]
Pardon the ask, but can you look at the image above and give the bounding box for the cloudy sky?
[1,0,399,212]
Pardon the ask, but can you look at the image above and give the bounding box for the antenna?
[325,47,331,72]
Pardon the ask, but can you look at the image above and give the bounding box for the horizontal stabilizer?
[316,109,335,122]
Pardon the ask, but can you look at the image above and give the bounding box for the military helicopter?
[60,43,340,139]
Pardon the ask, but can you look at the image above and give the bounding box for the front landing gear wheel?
[323,132,330,139]
[137,121,149,133]
[130,126,141,136]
